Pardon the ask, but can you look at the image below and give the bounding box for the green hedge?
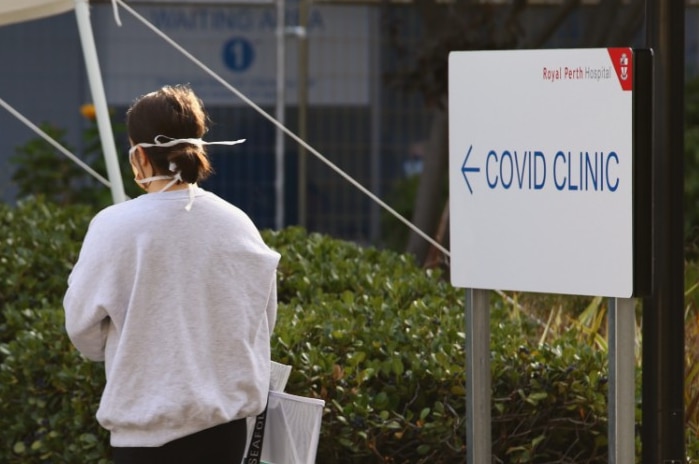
[0,197,91,316]
[0,198,108,463]
[0,197,638,463]
[265,227,612,463]
[0,304,109,463]
[266,226,467,462]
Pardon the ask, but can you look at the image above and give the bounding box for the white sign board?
[449,48,635,297]
[94,2,369,106]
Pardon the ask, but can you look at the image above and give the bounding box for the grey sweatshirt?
[64,187,280,447]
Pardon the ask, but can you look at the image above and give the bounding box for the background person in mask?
[63,84,280,464]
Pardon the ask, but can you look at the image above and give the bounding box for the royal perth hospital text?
[484,150,620,192]
[543,66,612,82]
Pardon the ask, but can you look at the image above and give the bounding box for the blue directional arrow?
[461,145,480,194]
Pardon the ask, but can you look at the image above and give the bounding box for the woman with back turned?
[64,84,280,464]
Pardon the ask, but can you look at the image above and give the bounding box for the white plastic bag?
[255,391,325,464]
[243,362,325,464]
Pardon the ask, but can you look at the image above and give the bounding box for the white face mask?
[129,135,246,210]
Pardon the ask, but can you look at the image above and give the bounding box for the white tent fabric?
[0,0,126,203]
[0,0,74,26]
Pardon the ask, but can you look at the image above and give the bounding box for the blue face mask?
[129,135,246,210]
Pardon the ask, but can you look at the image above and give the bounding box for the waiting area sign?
[448,48,651,298]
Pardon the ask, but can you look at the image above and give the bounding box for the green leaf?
[13,442,26,454]
[531,434,545,448]
[526,391,548,405]
[392,357,404,376]
[419,407,430,420]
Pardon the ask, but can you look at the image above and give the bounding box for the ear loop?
[128,146,176,185]
[129,150,192,208]
[129,147,153,191]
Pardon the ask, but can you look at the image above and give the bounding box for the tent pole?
[74,0,126,204]
[275,0,285,229]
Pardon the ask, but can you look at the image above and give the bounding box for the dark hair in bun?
[126,84,214,183]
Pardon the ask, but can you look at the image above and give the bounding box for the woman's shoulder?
[88,196,151,233]
[197,189,253,220]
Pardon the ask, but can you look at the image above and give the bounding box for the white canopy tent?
[0,0,126,203]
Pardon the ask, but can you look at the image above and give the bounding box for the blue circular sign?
[222,37,255,72]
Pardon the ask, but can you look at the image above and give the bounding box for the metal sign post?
[465,288,490,463]
[608,298,636,464]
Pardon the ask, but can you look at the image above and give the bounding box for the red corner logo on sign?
[607,48,633,91]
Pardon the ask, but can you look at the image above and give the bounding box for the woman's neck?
[145,180,191,193]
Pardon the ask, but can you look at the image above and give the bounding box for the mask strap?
[111,0,122,27]
[135,162,182,189]
[129,135,246,155]
[135,175,173,185]
[185,185,196,212]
